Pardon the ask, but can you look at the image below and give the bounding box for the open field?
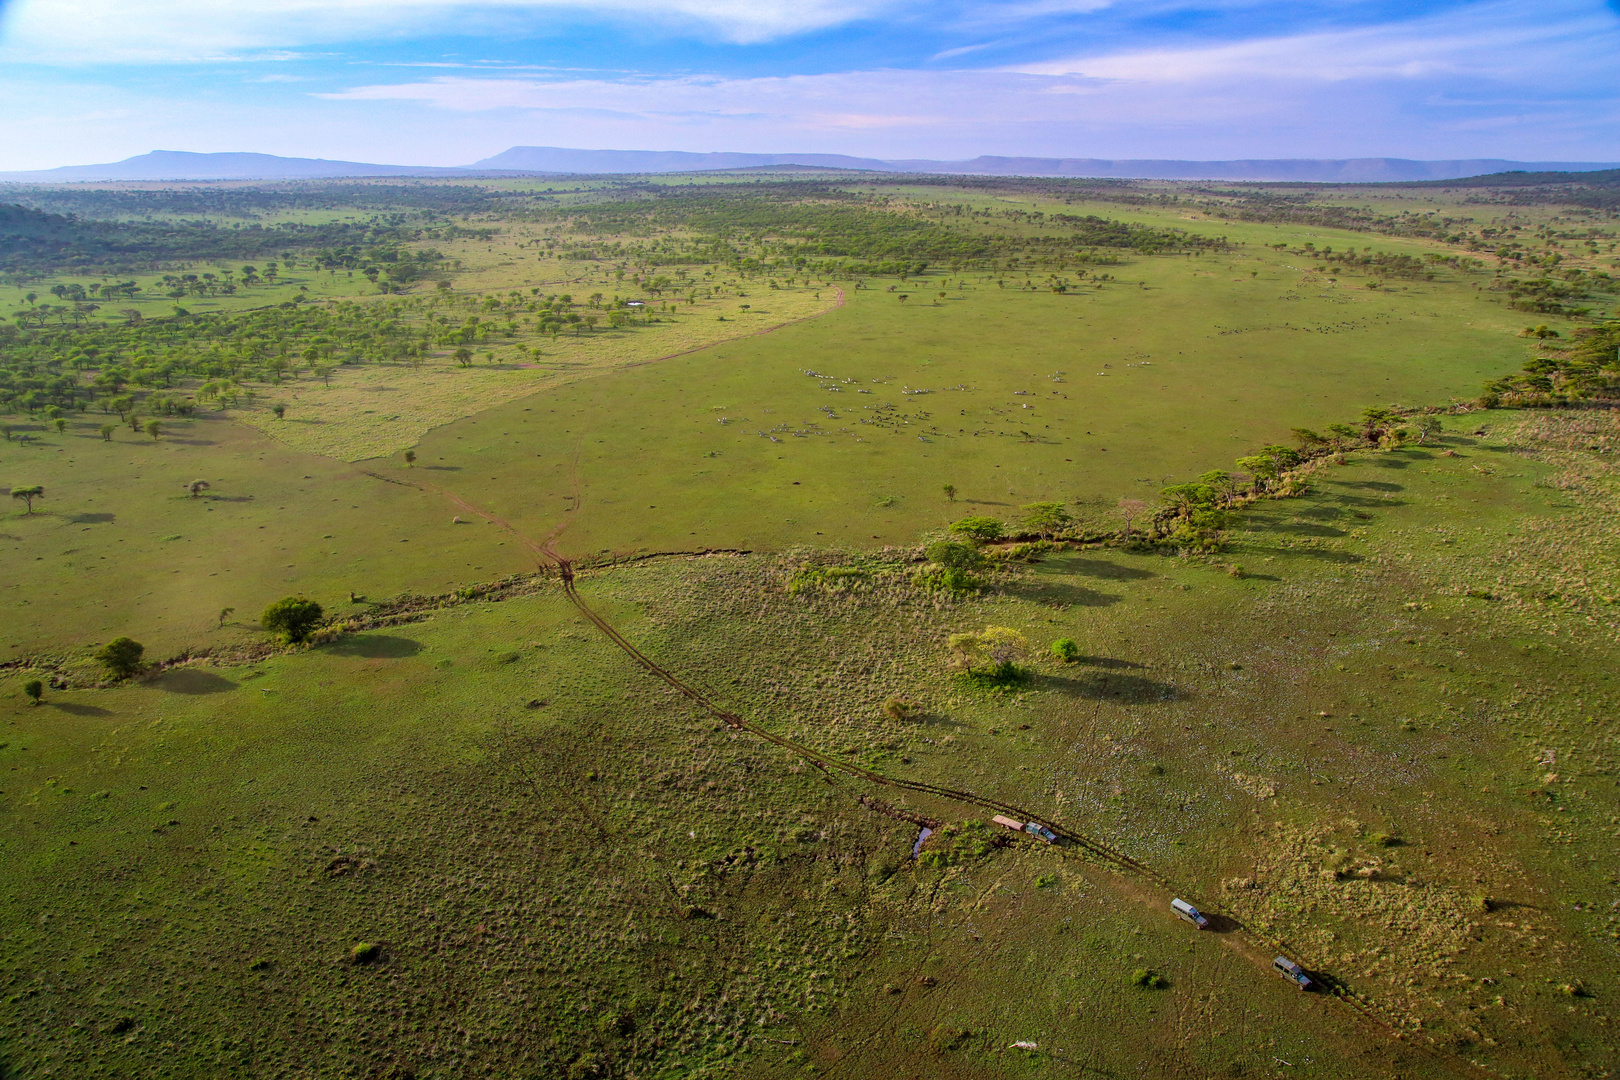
[2,410,1617,1078]
[2,171,1618,1078]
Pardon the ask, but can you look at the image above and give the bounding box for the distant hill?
[469,147,895,173]
[3,147,1618,184]
[1403,167,1620,188]
[0,150,471,182]
[471,147,1620,182]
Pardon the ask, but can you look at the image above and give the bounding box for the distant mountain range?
[2,147,1618,184]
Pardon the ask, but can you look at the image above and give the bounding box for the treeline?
[1186,189,1467,241]
[1485,322,1620,405]
[0,182,557,221]
[540,186,1221,273]
[0,203,481,276]
[0,284,641,415]
[1400,169,1620,212]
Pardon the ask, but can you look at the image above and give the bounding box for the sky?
[0,0,1616,169]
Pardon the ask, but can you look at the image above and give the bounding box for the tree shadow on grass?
[151,669,239,695]
[1014,582,1123,607]
[50,701,113,717]
[1070,655,1145,670]
[1056,557,1155,581]
[1040,670,1186,703]
[322,634,422,658]
[1330,479,1403,492]
[68,512,115,524]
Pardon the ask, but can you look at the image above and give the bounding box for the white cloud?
[1,0,1616,166]
[0,0,894,62]
[1011,0,1617,84]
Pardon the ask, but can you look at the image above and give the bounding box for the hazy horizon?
[0,0,1616,172]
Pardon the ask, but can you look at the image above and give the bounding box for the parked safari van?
[1170,898,1209,929]
[991,815,1058,843]
[1272,956,1313,990]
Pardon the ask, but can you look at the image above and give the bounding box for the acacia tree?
[1198,470,1238,507]
[1115,497,1148,538]
[949,515,1004,544]
[947,626,1028,681]
[187,480,211,498]
[1021,501,1071,540]
[94,637,145,679]
[1325,423,1358,453]
[260,596,325,644]
[924,540,987,591]
[11,485,43,514]
[1290,427,1326,450]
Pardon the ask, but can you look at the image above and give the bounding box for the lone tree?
[948,515,1004,544]
[94,637,145,679]
[100,424,116,441]
[1114,497,1149,538]
[924,539,988,591]
[947,626,1028,682]
[271,403,287,420]
[144,419,162,441]
[1050,637,1081,663]
[11,485,44,514]
[942,483,957,502]
[187,479,211,499]
[403,450,417,467]
[260,596,325,644]
[1021,501,1071,540]
[23,679,43,706]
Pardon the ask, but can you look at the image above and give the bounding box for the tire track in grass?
[396,458,1485,1079]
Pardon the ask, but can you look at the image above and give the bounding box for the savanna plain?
[1,169,1618,1079]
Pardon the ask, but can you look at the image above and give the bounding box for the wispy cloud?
[1011,0,1616,83]
[0,0,1616,168]
[0,0,900,62]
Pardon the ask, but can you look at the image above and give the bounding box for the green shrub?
[94,636,145,679]
[260,596,325,644]
[1050,637,1081,663]
[948,515,1004,543]
[787,564,871,595]
[882,696,921,720]
[1130,968,1168,989]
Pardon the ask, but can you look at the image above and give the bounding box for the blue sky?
[0,0,1616,169]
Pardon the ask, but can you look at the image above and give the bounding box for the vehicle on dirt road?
[1272,956,1313,990]
[992,814,1059,843]
[1171,898,1210,928]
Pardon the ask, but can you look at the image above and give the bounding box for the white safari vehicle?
[1272,956,1314,990]
[1170,898,1210,929]
[991,815,1059,844]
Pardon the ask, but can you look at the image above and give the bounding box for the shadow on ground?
[1041,670,1185,703]
[49,701,113,716]
[323,634,423,658]
[152,669,239,695]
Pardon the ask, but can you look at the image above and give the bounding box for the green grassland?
[2,173,1618,1078]
[417,241,1531,560]
[1,238,1530,654]
[1,411,1616,1078]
